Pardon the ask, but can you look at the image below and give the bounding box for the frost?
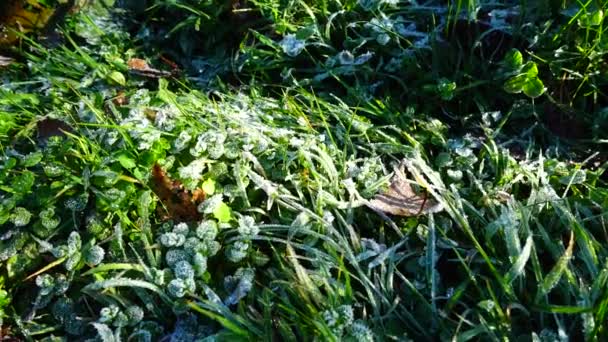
[65,194,88,212]
[528,185,559,209]
[223,268,255,305]
[226,241,249,263]
[178,159,207,181]
[10,207,32,227]
[151,268,170,286]
[52,297,74,323]
[85,245,105,266]
[237,216,259,238]
[358,0,379,11]
[192,253,208,276]
[129,330,152,342]
[355,51,374,65]
[337,51,355,65]
[52,245,68,258]
[197,194,224,214]
[166,249,189,267]
[173,260,195,280]
[64,314,85,335]
[65,252,82,271]
[160,232,186,247]
[114,312,130,327]
[43,164,64,177]
[280,34,306,57]
[87,215,105,236]
[36,274,55,296]
[336,51,373,66]
[99,304,120,324]
[126,305,144,326]
[208,143,225,160]
[183,237,203,255]
[323,305,355,337]
[67,232,82,254]
[154,106,178,131]
[137,130,162,150]
[348,321,375,341]
[201,239,221,257]
[105,130,120,147]
[190,132,226,157]
[173,130,192,152]
[173,222,190,236]
[168,278,194,298]
[365,15,394,45]
[104,188,126,205]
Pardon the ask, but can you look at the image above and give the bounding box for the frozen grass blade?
[505,234,533,285]
[536,232,575,302]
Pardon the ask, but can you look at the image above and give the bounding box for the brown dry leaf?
[127,58,149,70]
[150,163,206,222]
[0,0,55,45]
[112,91,128,106]
[0,324,21,342]
[368,163,443,216]
[127,58,172,78]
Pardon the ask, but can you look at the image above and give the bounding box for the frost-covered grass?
[0,0,607,341]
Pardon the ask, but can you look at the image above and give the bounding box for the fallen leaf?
[150,163,205,222]
[112,91,128,106]
[368,163,443,216]
[0,324,21,342]
[127,58,149,70]
[159,54,180,72]
[0,0,55,45]
[127,58,172,78]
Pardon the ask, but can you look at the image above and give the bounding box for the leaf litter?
[368,160,443,217]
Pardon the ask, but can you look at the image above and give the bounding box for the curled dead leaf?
[127,58,172,78]
[0,0,54,45]
[368,162,443,217]
[150,163,205,222]
[0,0,78,46]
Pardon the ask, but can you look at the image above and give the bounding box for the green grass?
[0,0,607,340]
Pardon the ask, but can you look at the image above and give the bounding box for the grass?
[0,0,607,341]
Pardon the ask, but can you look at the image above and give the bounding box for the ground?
[0,0,607,341]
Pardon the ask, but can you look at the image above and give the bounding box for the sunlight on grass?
[0,0,606,340]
